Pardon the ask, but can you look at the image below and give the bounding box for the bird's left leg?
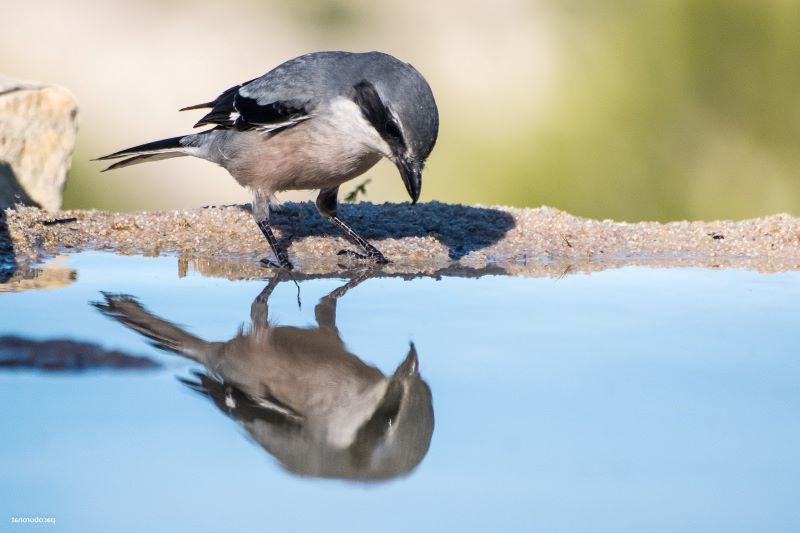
[252,190,293,270]
[315,271,374,331]
[316,187,389,264]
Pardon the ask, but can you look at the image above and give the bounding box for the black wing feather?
[231,94,309,132]
[180,371,303,428]
[185,78,310,132]
[190,83,245,128]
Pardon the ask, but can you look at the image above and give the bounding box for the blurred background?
[2,0,799,222]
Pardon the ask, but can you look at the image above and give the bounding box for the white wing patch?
[256,114,312,136]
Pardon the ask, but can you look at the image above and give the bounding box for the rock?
[5,203,800,278]
[0,76,78,212]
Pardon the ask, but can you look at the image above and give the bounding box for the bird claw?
[259,257,294,271]
[337,249,367,260]
[336,249,389,265]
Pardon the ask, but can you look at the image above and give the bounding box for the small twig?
[42,217,77,226]
[293,276,302,310]
[556,264,574,281]
[343,178,372,203]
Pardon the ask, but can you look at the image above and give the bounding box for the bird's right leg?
[250,271,287,330]
[252,190,293,270]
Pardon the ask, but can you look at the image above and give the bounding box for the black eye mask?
[351,80,407,153]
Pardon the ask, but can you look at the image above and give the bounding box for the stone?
[0,76,78,212]
[4,203,800,278]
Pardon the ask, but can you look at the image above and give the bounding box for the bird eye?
[385,119,401,139]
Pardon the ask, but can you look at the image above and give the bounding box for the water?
[2,252,799,532]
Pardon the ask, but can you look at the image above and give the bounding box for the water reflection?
[0,207,14,282]
[0,260,77,292]
[94,274,434,481]
[0,335,160,371]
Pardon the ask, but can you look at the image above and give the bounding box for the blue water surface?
[1,252,798,532]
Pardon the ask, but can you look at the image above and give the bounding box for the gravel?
[3,201,800,280]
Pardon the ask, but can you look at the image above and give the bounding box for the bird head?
[346,343,434,479]
[351,55,439,204]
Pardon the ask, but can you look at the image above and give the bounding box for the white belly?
[216,97,390,194]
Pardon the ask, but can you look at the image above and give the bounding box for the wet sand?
[4,202,800,278]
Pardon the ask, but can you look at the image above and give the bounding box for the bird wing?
[183,77,312,134]
[179,52,353,133]
[180,371,304,428]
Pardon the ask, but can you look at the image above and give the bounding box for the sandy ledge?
[3,201,800,280]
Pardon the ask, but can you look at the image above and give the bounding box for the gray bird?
[97,51,440,270]
[93,275,435,481]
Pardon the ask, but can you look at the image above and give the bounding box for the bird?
[93,273,435,481]
[96,51,440,270]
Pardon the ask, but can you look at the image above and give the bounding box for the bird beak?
[396,158,422,204]
[394,342,419,377]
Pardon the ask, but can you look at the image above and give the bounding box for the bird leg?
[252,191,293,270]
[257,220,294,270]
[330,218,389,263]
[316,187,389,264]
[250,271,290,329]
[315,271,373,332]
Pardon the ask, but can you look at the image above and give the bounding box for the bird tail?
[92,293,206,361]
[94,136,189,171]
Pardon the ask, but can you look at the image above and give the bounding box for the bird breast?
[221,97,389,194]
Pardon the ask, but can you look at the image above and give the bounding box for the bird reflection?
[94,274,434,481]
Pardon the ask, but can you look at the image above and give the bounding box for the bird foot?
[336,249,389,265]
[259,257,294,271]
